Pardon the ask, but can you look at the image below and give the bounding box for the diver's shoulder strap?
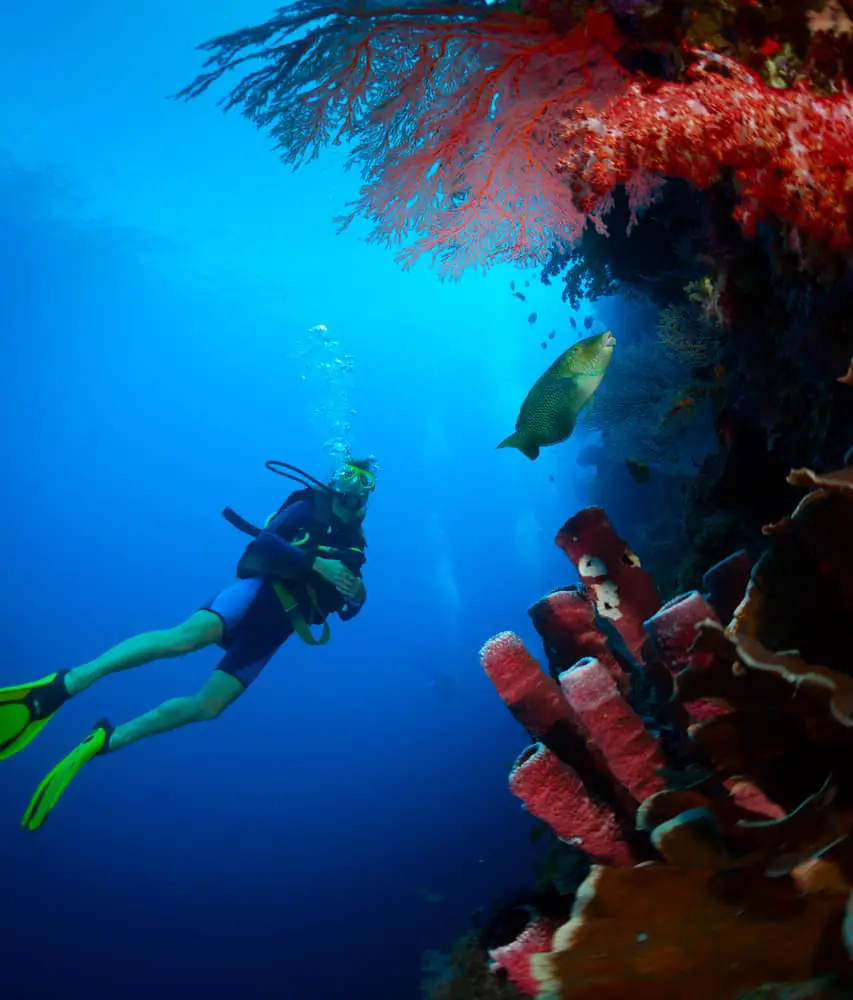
[223,487,327,538]
[310,489,334,534]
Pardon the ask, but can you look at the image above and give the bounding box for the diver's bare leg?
[108,671,244,753]
[64,611,223,697]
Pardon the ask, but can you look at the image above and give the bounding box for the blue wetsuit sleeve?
[248,501,315,579]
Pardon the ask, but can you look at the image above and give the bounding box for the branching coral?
[181,0,853,274]
[582,333,717,468]
[179,0,631,275]
[657,301,722,366]
[583,338,681,433]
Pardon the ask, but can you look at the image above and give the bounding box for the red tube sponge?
[480,631,576,738]
[529,588,629,688]
[488,917,559,996]
[556,507,661,662]
[644,592,730,724]
[509,743,636,866]
[559,658,667,805]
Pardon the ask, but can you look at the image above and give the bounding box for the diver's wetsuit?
[202,499,366,688]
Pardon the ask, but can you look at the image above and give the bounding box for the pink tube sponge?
[644,592,730,724]
[530,588,628,688]
[559,658,667,805]
[509,743,636,866]
[488,917,559,996]
[556,507,660,662]
[480,631,576,738]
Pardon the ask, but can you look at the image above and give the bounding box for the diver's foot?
[22,718,113,832]
[0,670,70,760]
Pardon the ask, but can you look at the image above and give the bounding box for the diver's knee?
[193,693,231,722]
[165,613,222,656]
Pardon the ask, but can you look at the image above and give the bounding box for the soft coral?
[560,49,853,253]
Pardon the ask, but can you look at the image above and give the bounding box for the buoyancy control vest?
[221,487,366,645]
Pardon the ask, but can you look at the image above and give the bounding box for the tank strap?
[272,582,331,646]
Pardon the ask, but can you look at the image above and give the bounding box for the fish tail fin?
[497,434,540,461]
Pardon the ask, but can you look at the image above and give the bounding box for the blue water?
[0,3,635,998]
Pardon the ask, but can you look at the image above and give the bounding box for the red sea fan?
[560,49,853,253]
[179,1,631,275]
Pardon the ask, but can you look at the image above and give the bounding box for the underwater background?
[7,0,853,997]
[0,2,634,997]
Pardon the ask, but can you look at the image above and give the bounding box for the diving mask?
[335,464,376,493]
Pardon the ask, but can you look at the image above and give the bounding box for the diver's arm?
[245,501,316,579]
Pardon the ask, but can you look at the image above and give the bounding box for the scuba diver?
[0,454,377,831]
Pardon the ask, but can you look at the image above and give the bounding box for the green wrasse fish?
[498,330,616,460]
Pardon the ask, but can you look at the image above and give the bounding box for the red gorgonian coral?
[179,0,632,275]
[182,1,853,275]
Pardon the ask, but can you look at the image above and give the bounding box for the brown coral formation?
[730,462,853,672]
[532,863,848,1000]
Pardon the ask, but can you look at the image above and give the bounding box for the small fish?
[540,341,547,349]
[583,316,593,330]
[548,475,555,483]
[524,280,530,287]
[547,330,556,340]
[512,291,527,302]
[510,280,516,291]
[625,458,651,484]
[528,312,538,325]
[498,331,617,460]
[570,317,577,329]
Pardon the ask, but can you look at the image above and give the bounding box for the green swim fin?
[22,719,113,832]
[0,672,69,760]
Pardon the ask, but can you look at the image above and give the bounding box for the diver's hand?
[313,557,360,598]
